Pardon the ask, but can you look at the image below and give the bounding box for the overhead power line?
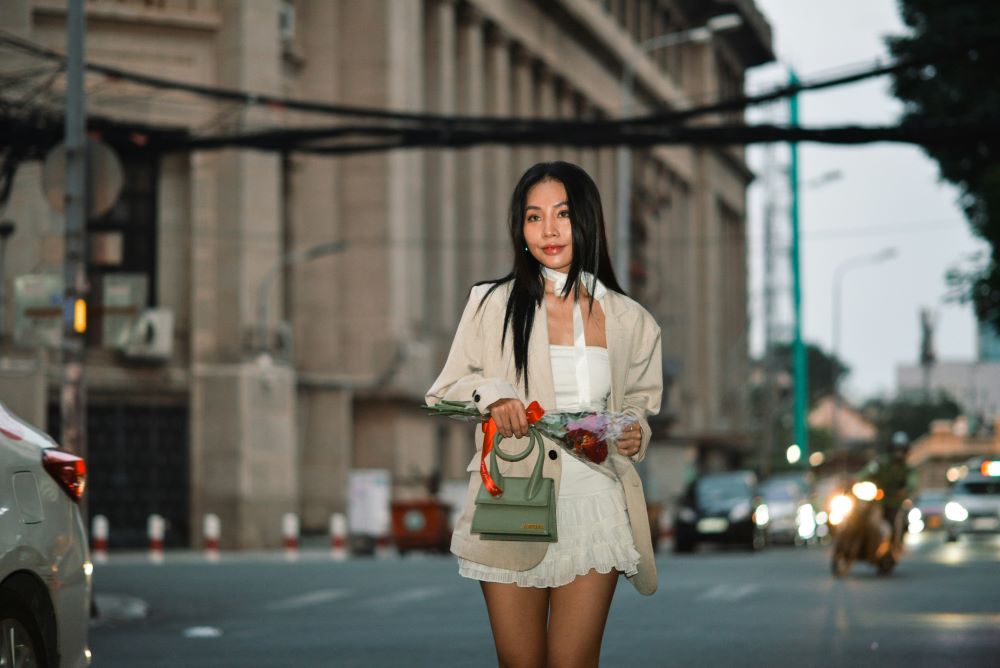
[0,30,989,130]
[1,30,998,159]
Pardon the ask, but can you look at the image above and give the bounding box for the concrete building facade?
[0,0,772,547]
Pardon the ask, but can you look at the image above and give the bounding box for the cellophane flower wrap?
[421,400,639,494]
[533,410,639,479]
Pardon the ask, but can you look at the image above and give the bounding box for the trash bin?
[390,499,452,555]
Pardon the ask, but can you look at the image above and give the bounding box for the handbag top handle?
[489,428,546,500]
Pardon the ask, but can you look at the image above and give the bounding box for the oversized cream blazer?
[426,280,663,595]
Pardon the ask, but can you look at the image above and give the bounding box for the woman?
[426,161,662,667]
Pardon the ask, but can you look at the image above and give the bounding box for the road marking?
[877,612,1000,629]
[183,626,223,638]
[93,594,149,623]
[266,588,352,611]
[363,586,448,611]
[697,584,760,601]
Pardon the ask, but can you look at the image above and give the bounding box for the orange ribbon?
[481,400,546,497]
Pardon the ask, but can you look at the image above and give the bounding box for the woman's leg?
[546,570,619,668]
[480,581,550,668]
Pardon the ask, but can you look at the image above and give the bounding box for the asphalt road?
[89,533,999,667]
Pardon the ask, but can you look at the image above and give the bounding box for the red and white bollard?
[92,514,109,563]
[203,513,221,560]
[330,513,348,561]
[282,513,299,556]
[148,514,165,562]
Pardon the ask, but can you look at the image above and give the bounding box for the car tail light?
[42,449,87,503]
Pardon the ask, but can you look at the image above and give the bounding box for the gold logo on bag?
[522,523,544,529]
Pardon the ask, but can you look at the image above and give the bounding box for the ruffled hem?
[458,485,640,588]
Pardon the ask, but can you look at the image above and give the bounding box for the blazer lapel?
[603,293,629,412]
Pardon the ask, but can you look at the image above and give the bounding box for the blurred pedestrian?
[426,161,662,667]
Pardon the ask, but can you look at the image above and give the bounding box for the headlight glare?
[852,481,878,501]
[753,504,770,527]
[829,494,853,523]
[944,501,968,522]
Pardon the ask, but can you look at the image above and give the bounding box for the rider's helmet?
[889,431,909,460]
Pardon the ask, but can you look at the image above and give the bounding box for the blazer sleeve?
[622,312,663,463]
[425,285,519,413]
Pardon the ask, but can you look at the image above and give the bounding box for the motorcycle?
[830,481,908,577]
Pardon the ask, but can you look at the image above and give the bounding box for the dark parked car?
[673,470,769,553]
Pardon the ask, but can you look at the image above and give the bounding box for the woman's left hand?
[616,422,642,458]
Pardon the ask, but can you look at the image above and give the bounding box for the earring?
[524,246,529,252]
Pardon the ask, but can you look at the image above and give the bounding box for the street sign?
[41,139,123,219]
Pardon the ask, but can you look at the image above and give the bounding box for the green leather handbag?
[471,428,558,542]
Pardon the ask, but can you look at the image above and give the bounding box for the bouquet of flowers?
[422,399,639,495]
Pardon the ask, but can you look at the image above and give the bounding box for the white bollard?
[148,514,165,562]
[330,513,348,561]
[374,533,394,560]
[92,514,109,563]
[203,513,221,559]
[282,513,299,554]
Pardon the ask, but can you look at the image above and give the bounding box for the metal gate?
[49,400,190,548]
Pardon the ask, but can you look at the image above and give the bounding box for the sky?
[744,0,987,401]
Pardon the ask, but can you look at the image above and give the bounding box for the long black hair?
[476,161,624,395]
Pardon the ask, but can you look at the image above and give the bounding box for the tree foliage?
[862,392,962,444]
[750,342,849,462]
[768,342,849,408]
[887,1,1000,326]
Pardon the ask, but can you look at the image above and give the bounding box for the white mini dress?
[457,343,641,588]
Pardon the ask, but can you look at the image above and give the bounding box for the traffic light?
[73,298,86,334]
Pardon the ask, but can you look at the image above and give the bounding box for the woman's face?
[522,179,573,274]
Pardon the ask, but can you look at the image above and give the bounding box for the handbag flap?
[475,477,553,508]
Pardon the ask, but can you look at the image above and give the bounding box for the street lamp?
[615,13,743,291]
[256,240,348,356]
[831,247,897,449]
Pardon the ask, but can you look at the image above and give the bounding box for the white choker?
[541,266,606,299]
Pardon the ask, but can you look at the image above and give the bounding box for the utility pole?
[61,0,88,462]
[788,68,808,465]
[760,131,778,477]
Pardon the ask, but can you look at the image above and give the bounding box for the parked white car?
[0,402,91,667]
[945,458,1000,542]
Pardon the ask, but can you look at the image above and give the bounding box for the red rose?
[565,428,609,464]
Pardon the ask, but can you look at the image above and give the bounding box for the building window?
[86,148,158,348]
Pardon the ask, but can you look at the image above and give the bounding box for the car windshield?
[954,480,1000,495]
[696,473,752,504]
[760,481,799,502]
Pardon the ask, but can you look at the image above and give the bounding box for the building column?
[537,68,558,163]
[189,0,298,549]
[511,46,536,184]
[287,0,355,530]
[485,28,513,278]
[456,7,487,293]
[425,0,460,324]
[597,146,618,266]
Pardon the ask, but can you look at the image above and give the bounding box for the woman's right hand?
[487,398,529,439]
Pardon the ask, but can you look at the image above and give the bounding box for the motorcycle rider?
[859,431,913,543]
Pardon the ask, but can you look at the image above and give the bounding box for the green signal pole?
[788,69,808,464]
